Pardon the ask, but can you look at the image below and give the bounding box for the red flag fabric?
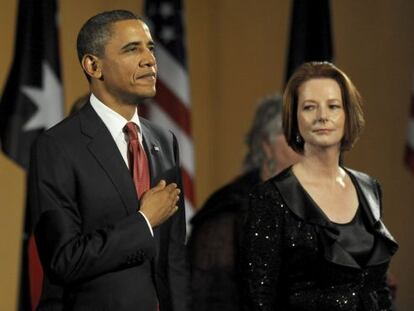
[404,78,414,173]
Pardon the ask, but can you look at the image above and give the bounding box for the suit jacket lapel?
[140,120,161,189]
[140,118,163,255]
[79,103,138,216]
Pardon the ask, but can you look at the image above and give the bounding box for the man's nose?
[140,49,156,67]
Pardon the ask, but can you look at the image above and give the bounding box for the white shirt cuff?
[138,211,154,237]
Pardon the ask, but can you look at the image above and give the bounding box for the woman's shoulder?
[344,167,379,184]
[249,178,281,201]
[344,167,381,193]
[249,166,295,200]
[248,172,289,217]
[344,167,383,217]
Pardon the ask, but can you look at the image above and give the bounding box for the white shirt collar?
[89,93,143,144]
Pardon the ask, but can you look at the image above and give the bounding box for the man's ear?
[81,54,102,80]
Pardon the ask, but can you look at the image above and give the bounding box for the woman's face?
[296,78,345,152]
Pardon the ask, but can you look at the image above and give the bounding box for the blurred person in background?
[188,95,301,311]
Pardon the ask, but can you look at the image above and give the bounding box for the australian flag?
[285,0,333,82]
[0,0,64,310]
[0,0,63,169]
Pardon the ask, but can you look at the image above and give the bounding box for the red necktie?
[124,122,150,198]
[125,123,158,310]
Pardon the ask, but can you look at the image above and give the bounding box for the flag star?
[21,61,63,131]
[160,2,174,18]
[160,26,176,43]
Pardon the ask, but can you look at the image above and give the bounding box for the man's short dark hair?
[76,10,140,71]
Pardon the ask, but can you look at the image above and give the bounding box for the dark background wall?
[1,0,413,309]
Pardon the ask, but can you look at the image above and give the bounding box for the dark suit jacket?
[241,167,398,311]
[28,103,189,311]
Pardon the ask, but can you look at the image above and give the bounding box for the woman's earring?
[296,134,302,144]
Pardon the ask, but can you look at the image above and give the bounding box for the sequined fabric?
[241,177,396,311]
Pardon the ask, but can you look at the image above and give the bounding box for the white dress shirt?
[90,93,154,236]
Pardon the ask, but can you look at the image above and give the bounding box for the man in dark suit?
[28,10,189,311]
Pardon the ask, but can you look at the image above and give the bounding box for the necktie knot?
[124,122,139,142]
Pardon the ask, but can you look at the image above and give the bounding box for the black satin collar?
[343,167,398,261]
[271,166,398,269]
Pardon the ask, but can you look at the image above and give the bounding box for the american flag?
[405,77,414,174]
[144,0,195,232]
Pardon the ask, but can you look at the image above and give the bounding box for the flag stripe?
[181,167,195,206]
[156,43,190,107]
[155,80,192,136]
[28,236,43,310]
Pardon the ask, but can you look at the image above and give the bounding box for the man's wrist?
[138,211,154,237]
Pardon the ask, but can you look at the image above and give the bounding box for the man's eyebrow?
[121,40,155,51]
[121,41,140,51]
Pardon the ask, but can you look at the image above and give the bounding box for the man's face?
[99,19,157,104]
